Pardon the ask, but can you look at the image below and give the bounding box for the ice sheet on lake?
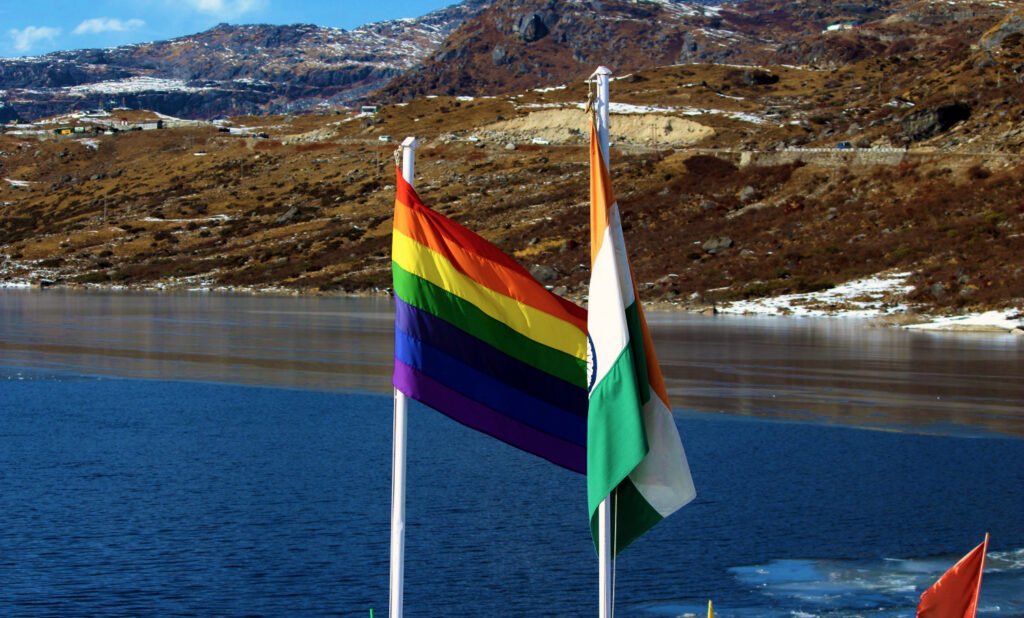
[726,550,1022,617]
[644,549,1024,617]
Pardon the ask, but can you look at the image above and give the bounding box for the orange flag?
[917,534,989,618]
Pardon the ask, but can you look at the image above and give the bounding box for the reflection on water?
[0,289,395,392]
[1,289,1022,436]
[647,313,1024,437]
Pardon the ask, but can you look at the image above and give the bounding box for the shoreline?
[3,275,1022,335]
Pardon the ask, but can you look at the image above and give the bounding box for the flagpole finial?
[399,137,418,185]
[590,67,612,168]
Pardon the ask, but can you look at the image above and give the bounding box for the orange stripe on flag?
[588,121,670,407]
[633,276,672,408]
[589,120,614,266]
[394,171,586,332]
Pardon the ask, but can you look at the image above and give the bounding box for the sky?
[0,0,458,58]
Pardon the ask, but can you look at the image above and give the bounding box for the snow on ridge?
[232,77,270,86]
[65,76,211,96]
[519,101,678,114]
[609,102,678,114]
[517,100,768,124]
[649,0,722,17]
[679,106,768,124]
[533,85,567,93]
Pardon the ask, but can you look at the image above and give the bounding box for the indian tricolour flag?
[587,119,696,555]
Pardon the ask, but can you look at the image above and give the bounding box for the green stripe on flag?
[393,263,587,387]
[587,342,649,527]
[624,301,651,407]
[589,476,663,555]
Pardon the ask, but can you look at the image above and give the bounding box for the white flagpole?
[591,65,614,618]
[389,135,418,618]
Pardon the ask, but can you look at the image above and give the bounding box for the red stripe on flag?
[394,169,586,330]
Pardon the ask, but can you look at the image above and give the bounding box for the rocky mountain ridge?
[6,0,1015,123]
[381,0,1021,98]
[0,1,489,121]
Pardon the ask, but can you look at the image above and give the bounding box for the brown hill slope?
[2,53,1023,314]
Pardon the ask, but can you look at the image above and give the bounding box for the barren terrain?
[2,57,1023,320]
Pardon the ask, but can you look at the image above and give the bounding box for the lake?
[1,289,1022,617]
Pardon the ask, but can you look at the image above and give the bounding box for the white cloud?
[73,18,146,35]
[181,0,268,18]
[9,25,61,52]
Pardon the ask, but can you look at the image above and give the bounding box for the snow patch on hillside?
[65,77,211,96]
[518,100,769,124]
[719,271,915,317]
[905,310,1024,333]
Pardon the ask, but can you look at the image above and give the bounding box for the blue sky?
[0,0,458,58]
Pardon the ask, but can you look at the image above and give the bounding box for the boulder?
[276,206,299,224]
[737,185,758,203]
[514,12,554,43]
[491,45,509,66]
[528,263,558,284]
[900,103,971,142]
[702,236,734,254]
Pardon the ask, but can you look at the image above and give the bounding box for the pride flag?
[587,119,696,554]
[391,169,589,473]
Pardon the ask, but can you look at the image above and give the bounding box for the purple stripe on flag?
[393,359,586,474]
[395,297,587,417]
[395,328,585,444]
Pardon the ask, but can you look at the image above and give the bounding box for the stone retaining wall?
[735,148,1021,169]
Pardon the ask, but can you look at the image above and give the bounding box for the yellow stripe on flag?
[393,230,586,360]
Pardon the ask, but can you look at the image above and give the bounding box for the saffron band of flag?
[587,118,696,555]
[391,168,589,473]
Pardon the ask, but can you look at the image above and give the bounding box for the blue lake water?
[1,290,1022,617]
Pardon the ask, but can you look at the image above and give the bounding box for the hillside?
[2,43,1023,316]
[2,0,1024,317]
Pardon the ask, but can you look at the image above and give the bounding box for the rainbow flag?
[391,169,589,473]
